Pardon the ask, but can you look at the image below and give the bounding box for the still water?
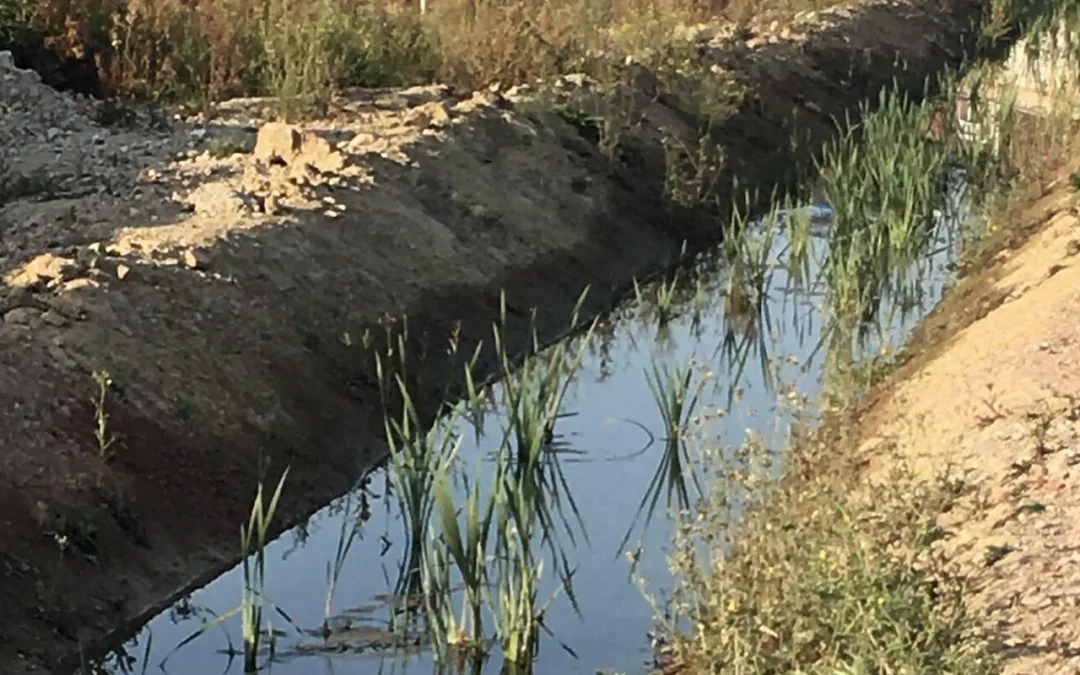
[94,196,965,675]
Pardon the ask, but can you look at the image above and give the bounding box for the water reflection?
[89,200,955,675]
[88,147,974,675]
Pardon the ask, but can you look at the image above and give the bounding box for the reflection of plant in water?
[321,483,373,638]
[82,633,152,675]
[717,199,784,403]
[589,316,618,383]
[168,594,199,624]
[492,292,596,554]
[633,268,682,328]
[618,355,707,555]
[818,83,947,338]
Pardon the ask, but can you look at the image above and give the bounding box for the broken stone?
[253,122,344,175]
[116,264,131,280]
[181,248,211,270]
[405,102,452,129]
[4,253,77,288]
[61,278,98,293]
[296,131,345,174]
[253,122,303,164]
[182,183,254,218]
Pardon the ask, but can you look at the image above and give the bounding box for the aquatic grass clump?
[420,437,579,669]
[491,292,596,553]
[421,465,493,657]
[379,292,595,669]
[618,355,707,555]
[817,81,954,339]
[164,468,296,673]
[379,371,462,601]
[236,469,295,671]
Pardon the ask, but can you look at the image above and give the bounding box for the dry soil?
[852,161,1080,674]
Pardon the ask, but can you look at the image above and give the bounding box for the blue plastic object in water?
[809,202,833,221]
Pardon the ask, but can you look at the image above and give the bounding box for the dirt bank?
[851,160,1080,672]
[0,0,982,671]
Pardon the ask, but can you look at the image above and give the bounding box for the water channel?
[91,170,972,675]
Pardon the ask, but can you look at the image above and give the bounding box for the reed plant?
[618,355,706,554]
[420,449,489,660]
[377,292,594,668]
[380,372,462,601]
[163,468,295,672]
[491,293,596,554]
[817,82,950,338]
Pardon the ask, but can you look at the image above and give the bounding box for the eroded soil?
[853,161,1080,673]
[0,0,982,671]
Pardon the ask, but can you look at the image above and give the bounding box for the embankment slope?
[853,167,1080,675]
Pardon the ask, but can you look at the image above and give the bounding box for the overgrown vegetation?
[654,414,1000,674]
[0,0,838,111]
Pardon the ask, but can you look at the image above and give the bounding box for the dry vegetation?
[0,0,843,110]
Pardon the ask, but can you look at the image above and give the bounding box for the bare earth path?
[0,0,981,671]
[855,167,1080,674]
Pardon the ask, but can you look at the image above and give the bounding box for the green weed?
[377,292,595,668]
[617,355,706,555]
[91,370,119,464]
[654,418,1000,675]
[380,371,461,601]
[163,468,295,672]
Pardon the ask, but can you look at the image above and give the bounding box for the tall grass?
[321,487,364,637]
[5,0,844,109]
